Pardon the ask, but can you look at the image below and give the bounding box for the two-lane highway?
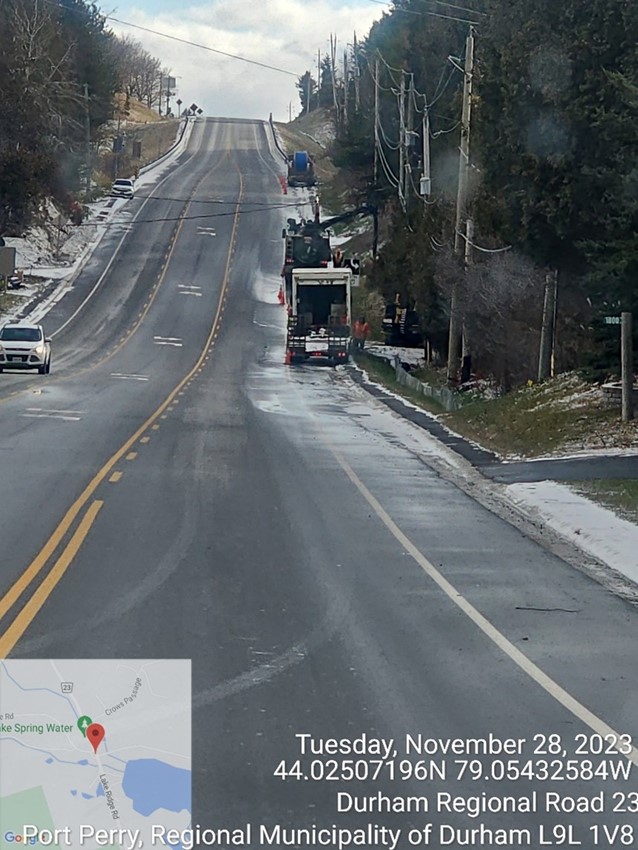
[2,117,638,846]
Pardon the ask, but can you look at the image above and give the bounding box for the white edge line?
[332,448,638,766]
[50,123,201,340]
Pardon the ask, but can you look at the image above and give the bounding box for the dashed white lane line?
[110,373,150,381]
[153,336,183,347]
[23,408,83,421]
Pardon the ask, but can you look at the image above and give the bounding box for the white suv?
[0,322,52,374]
[111,178,135,199]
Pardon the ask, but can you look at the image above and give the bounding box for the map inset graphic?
[0,659,191,849]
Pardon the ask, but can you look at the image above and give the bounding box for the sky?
[108,0,386,122]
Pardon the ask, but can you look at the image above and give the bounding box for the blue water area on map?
[81,792,93,800]
[96,784,104,797]
[122,760,191,816]
[45,758,53,764]
[78,759,89,766]
[70,790,77,796]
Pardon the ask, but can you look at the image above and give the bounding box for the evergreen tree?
[475,0,638,309]
[296,71,317,114]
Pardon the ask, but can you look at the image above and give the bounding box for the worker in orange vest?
[353,316,370,350]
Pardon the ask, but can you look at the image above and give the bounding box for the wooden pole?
[621,311,634,421]
[537,271,557,381]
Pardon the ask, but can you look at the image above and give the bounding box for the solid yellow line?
[0,169,244,653]
[109,471,123,482]
[0,501,104,658]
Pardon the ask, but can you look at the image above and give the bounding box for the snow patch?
[506,482,638,584]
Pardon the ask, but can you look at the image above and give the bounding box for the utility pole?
[420,110,431,201]
[537,270,558,381]
[404,74,414,213]
[453,27,474,254]
[330,34,339,117]
[398,72,406,209]
[343,49,348,125]
[552,270,559,375]
[461,218,474,383]
[84,83,91,198]
[113,109,122,180]
[373,58,379,186]
[447,26,475,383]
[317,49,321,110]
[621,311,634,422]
[353,33,360,112]
[158,73,163,116]
[306,73,311,115]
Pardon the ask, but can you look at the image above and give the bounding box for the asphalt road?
[2,118,638,847]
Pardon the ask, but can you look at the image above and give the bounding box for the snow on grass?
[506,481,638,585]
[365,343,425,369]
[0,118,195,323]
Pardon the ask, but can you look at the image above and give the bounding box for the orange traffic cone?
[277,286,285,305]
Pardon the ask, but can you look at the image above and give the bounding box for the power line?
[430,1,486,16]
[375,50,404,87]
[80,201,308,227]
[42,0,299,77]
[141,195,299,207]
[364,0,482,25]
[455,230,513,253]
[108,17,300,77]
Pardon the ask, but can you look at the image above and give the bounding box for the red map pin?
[86,723,105,754]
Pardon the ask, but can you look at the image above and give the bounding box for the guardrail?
[138,117,190,176]
[365,351,463,412]
[268,113,289,162]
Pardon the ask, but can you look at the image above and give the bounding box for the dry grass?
[572,480,638,524]
[96,118,180,185]
[355,358,638,459]
[114,94,161,123]
[444,373,638,458]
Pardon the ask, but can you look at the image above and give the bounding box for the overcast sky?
[109,0,386,122]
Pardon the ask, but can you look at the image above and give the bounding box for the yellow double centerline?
[0,166,245,658]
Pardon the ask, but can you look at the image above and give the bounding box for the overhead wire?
[77,200,312,227]
[456,230,513,253]
[364,0,482,25]
[41,0,299,77]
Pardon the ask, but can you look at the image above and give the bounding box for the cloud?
[111,0,384,121]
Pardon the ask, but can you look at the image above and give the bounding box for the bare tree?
[112,35,163,111]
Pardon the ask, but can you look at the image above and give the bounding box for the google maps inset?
[0,659,191,849]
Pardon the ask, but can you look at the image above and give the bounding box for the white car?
[0,322,51,374]
[110,178,135,199]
